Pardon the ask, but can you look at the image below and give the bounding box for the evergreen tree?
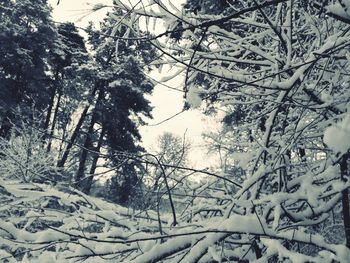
[0,0,57,137]
[46,22,91,154]
[74,11,155,201]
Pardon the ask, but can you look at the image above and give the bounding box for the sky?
[48,0,219,167]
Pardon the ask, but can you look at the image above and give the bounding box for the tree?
[1,1,350,262]
[136,132,192,213]
[0,0,57,137]
[71,9,155,199]
[153,132,191,198]
[102,1,350,261]
[45,22,91,154]
[203,125,246,185]
[156,132,190,167]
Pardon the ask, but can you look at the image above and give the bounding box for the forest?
[0,0,350,262]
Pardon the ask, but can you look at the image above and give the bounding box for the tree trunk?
[298,147,306,162]
[47,87,62,153]
[57,105,89,167]
[57,85,99,168]
[57,122,67,162]
[0,111,13,139]
[44,71,59,130]
[341,153,350,248]
[75,117,94,188]
[75,88,104,188]
[82,125,106,194]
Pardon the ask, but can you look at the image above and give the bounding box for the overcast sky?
[48,0,219,167]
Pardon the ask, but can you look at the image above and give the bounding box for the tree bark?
[57,85,99,168]
[82,125,106,194]
[74,112,95,187]
[57,105,89,167]
[0,111,13,139]
[44,70,59,130]
[75,88,104,188]
[341,153,350,248]
[298,148,306,162]
[47,87,62,153]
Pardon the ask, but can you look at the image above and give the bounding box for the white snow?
[187,86,202,109]
[327,1,350,19]
[324,113,350,154]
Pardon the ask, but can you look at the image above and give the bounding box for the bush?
[0,121,60,183]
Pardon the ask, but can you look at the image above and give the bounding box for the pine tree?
[73,11,155,201]
[0,0,57,137]
[46,22,91,154]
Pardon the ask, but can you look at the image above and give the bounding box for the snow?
[36,230,68,243]
[272,205,281,231]
[130,236,192,263]
[159,67,185,82]
[320,91,334,106]
[327,1,350,19]
[324,113,350,154]
[187,86,202,109]
[232,151,252,169]
[3,0,350,262]
[208,246,220,262]
[274,35,348,90]
[260,238,316,263]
